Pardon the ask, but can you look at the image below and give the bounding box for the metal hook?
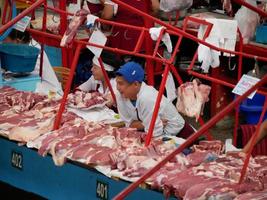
[228,53,236,71]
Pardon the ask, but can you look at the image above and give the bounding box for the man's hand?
[130,120,145,131]
[161,119,168,127]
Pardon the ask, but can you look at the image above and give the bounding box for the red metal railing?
[114,75,267,200]
[1,1,267,199]
[232,0,267,18]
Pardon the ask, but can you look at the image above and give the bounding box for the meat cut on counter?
[68,90,107,110]
[1,87,267,199]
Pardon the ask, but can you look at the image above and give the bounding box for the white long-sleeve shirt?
[116,82,185,137]
[79,76,116,96]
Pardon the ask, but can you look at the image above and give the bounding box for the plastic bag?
[160,0,193,12]
[234,0,260,44]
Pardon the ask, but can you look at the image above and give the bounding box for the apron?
[177,122,195,139]
[107,0,151,51]
[86,1,103,15]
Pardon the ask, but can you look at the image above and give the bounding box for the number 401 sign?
[96,180,108,200]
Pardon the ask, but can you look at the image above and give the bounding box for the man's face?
[116,76,139,99]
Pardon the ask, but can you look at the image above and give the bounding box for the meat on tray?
[68,90,107,109]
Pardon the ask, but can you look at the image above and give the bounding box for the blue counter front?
[0,137,175,200]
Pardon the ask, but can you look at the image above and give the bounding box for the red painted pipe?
[14,3,267,64]
[232,0,267,18]
[185,17,213,71]
[233,28,244,146]
[152,28,164,57]
[145,64,170,147]
[0,0,45,34]
[27,28,173,64]
[53,44,82,130]
[114,75,267,200]
[98,57,117,105]
[26,27,267,98]
[109,0,267,64]
[189,70,267,96]
[2,0,9,25]
[133,28,145,53]
[39,0,47,79]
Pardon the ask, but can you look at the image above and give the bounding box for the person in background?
[99,0,160,52]
[78,50,122,106]
[115,61,194,138]
[243,119,267,153]
[82,0,118,17]
[3,29,31,44]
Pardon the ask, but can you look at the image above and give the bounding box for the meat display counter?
[0,136,177,200]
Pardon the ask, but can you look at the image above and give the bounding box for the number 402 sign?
[96,180,108,200]
[11,151,23,170]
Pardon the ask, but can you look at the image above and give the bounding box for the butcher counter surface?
[0,136,177,200]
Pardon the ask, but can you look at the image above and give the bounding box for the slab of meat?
[193,140,224,154]
[8,113,55,143]
[60,9,90,47]
[38,121,90,155]
[0,87,46,114]
[176,79,211,121]
[234,189,267,200]
[70,143,117,166]
[147,158,189,189]
[186,150,218,166]
[8,111,79,143]
[183,178,233,200]
[38,122,114,166]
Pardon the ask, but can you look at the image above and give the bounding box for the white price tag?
[232,74,260,99]
[87,29,107,58]
[14,16,31,32]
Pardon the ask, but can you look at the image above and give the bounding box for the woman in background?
[78,50,122,106]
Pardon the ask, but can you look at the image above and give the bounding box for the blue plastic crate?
[240,94,267,124]
[44,45,62,67]
[256,24,267,44]
[0,43,39,73]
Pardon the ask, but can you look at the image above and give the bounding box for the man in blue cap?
[115,61,190,137]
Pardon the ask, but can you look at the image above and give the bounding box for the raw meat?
[176,79,211,121]
[60,9,90,47]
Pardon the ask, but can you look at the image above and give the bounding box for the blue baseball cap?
[116,61,144,83]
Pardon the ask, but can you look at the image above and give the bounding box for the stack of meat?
[0,86,46,115]
[68,90,107,110]
[30,116,267,199]
[0,86,80,143]
[147,141,267,200]
[37,123,174,169]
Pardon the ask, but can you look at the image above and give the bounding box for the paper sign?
[14,16,31,32]
[232,74,260,99]
[87,29,107,58]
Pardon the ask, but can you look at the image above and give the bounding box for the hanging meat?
[176,79,211,121]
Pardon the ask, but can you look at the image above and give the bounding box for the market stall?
[0,0,267,199]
